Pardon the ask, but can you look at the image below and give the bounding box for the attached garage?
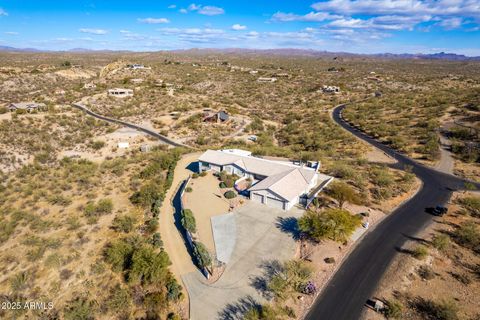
[251,193,264,204]
[266,196,286,210]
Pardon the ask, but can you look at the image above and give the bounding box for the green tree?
[181,209,197,233]
[267,260,313,301]
[193,241,212,273]
[298,209,362,243]
[327,181,360,208]
[111,214,136,233]
[129,246,171,285]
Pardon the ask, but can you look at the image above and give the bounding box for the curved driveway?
[305,104,479,320]
[72,102,191,148]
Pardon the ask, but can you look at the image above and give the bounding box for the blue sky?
[1,0,479,55]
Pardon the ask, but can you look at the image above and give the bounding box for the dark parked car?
[432,206,448,216]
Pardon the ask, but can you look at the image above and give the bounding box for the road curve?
[72,102,192,149]
[305,104,479,320]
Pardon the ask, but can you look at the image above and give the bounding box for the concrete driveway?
[182,202,304,320]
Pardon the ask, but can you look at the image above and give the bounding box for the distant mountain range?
[0,45,479,61]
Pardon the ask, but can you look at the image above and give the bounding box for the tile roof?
[198,149,333,202]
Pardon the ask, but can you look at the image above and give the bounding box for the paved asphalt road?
[72,102,192,148]
[305,104,479,320]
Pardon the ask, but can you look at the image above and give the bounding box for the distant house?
[128,64,151,70]
[8,102,46,113]
[374,91,382,97]
[321,85,340,94]
[248,135,258,142]
[249,70,258,74]
[118,142,129,149]
[257,77,277,83]
[83,82,96,89]
[131,78,144,84]
[198,149,333,210]
[203,110,229,123]
[108,88,133,98]
[140,144,152,153]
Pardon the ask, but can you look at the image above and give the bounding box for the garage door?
[251,193,264,204]
[267,197,285,210]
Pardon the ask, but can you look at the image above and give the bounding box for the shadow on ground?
[217,295,261,320]
[186,161,199,173]
[275,216,301,241]
[249,259,282,300]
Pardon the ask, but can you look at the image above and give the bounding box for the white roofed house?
[108,88,133,98]
[198,149,334,210]
[8,102,46,113]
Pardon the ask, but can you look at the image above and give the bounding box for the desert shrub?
[413,298,459,320]
[10,271,30,292]
[268,259,313,301]
[106,284,131,314]
[84,198,113,217]
[298,209,362,243]
[90,140,105,150]
[431,234,450,252]
[454,221,479,251]
[48,194,73,206]
[181,209,196,233]
[327,181,361,208]
[129,246,171,285]
[104,238,135,272]
[111,214,136,233]
[417,265,435,280]
[458,196,480,217]
[151,232,163,248]
[450,272,471,285]
[167,313,181,320]
[185,186,192,192]
[384,299,403,319]
[63,297,96,320]
[219,181,227,188]
[193,241,212,272]
[0,106,8,114]
[199,171,207,177]
[412,245,429,260]
[192,173,199,179]
[324,257,335,264]
[224,190,236,199]
[146,218,159,233]
[166,278,183,301]
[130,181,164,208]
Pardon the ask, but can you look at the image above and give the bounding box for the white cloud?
[138,17,170,24]
[159,27,225,35]
[198,6,225,15]
[311,0,480,17]
[231,24,247,31]
[328,15,431,30]
[437,17,464,30]
[168,4,177,9]
[4,31,18,35]
[79,28,108,35]
[0,8,7,16]
[272,11,342,22]
[185,4,225,15]
[188,4,201,11]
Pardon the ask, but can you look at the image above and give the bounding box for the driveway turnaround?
[182,202,304,320]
